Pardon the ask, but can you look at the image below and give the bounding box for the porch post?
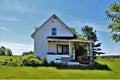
[87,43,89,55]
[69,41,71,55]
[90,42,93,64]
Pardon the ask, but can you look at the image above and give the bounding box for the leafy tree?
[6,48,12,56]
[105,2,120,42]
[0,46,6,55]
[82,25,105,56]
[0,46,12,56]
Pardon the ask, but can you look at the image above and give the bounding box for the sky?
[0,0,120,55]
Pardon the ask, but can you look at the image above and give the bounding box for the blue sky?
[0,0,120,55]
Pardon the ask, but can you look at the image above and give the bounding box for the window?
[58,45,62,53]
[63,46,69,54]
[52,28,56,35]
[57,45,69,55]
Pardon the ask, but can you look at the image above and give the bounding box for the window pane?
[58,45,62,53]
[63,46,69,54]
[52,28,56,35]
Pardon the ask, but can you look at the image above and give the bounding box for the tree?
[0,46,6,55]
[82,25,104,56]
[0,46,12,56]
[105,2,120,42]
[6,48,12,56]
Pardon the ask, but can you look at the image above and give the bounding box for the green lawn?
[0,56,120,79]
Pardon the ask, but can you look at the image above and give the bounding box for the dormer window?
[52,28,57,35]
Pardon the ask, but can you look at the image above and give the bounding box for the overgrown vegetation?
[105,2,120,42]
[82,25,105,56]
[0,53,119,71]
[22,51,34,56]
[0,56,22,67]
[0,46,12,56]
[0,57,120,79]
[0,53,48,67]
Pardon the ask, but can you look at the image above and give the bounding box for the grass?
[0,56,21,62]
[0,56,120,79]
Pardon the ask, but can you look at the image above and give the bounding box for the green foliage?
[22,51,34,56]
[22,54,48,66]
[82,25,97,41]
[0,58,120,79]
[22,54,41,66]
[105,2,120,42]
[49,61,56,66]
[82,25,105,56]
[0,56,22,67]
[70,27,77,34]
[40,57,48,66]
[6,48,12,56]
[0,46,6,55]
[70,28,88,56]
[74,42,87,56]
[0,46,12,56]
[70,27,84,38]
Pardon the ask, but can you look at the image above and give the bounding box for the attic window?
[52,28,57,35]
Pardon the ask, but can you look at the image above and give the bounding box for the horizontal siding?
[34,17,74,58]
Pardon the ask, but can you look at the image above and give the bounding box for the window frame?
[51,28,57,35]
[57,44,69,55]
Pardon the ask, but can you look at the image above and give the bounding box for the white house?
[31,14,94,65]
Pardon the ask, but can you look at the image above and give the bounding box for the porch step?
[67,62,80,65]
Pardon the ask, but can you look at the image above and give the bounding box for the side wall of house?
[34,17,74,58]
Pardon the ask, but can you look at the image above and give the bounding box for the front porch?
[46,54,92,65]
[46,37,93,65]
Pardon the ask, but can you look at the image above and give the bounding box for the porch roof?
[47,37,93,43]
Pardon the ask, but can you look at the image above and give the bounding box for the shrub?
[40,57,48,66]
[49,61,56,66]
[0,58,23,67]
[22,51,34,56]
[22,54,41,66]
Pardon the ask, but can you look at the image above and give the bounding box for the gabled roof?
[31,14,76,39]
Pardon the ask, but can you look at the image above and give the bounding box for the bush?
[40,57,48,66]
[0,58,22,67]
[22,51,34,56]
[22,54,40,67]
[49,61,55,66]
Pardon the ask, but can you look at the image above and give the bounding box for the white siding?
[34,17,74,58]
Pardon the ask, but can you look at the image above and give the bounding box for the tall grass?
[0,56,120,79]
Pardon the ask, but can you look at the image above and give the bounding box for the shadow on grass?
[55,62,112,71]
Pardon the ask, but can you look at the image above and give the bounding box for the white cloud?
[0,42,33,55]
[1,0,34,14]
[0,16,21,22]
[0,0,50,19]
[0,26,9,32]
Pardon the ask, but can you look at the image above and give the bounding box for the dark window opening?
[57,44,69,55]
[52,28,56,35]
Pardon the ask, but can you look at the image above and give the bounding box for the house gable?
[31,14,76,39]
